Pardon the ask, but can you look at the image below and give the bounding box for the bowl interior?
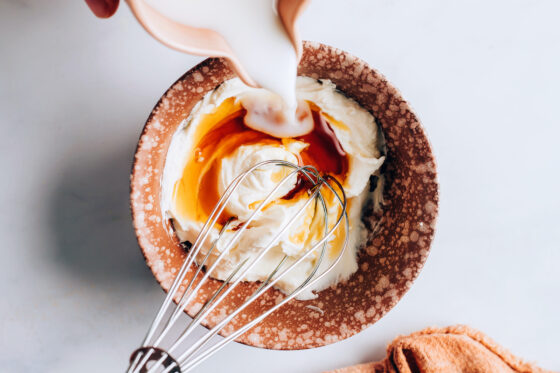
[130,41,438,350]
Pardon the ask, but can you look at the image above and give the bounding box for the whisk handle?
[129,346,181,373]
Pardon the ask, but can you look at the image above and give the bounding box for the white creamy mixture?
[145,0,297,109]
[162,77,385,299]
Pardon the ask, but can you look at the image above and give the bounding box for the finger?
[85,0,120,18]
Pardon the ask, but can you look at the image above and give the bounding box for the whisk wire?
[133,161,301,371]
[130,161,308,373]
[129,160,349,373]
[156,165,319,356]
[172,174,331,364]
[165,167,325,359]
[180,181,348,373]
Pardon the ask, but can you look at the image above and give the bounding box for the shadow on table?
[48,140,155,288]
[358,343,387,370]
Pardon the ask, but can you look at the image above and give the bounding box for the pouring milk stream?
[145,0,313,137]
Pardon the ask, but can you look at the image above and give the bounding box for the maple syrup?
[173,98,348,225]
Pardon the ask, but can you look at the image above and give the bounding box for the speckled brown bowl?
[130,41,438,350]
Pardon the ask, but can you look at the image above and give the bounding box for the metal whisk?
[128,160,349,373]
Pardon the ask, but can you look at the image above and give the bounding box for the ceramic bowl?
[130,41,438,350]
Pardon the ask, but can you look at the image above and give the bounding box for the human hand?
[85,0,120,18]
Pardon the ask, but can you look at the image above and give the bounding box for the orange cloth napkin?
[327,325,554,373]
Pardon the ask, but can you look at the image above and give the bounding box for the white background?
[1,0,559,372]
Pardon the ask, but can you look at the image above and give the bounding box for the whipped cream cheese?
[219,142,307,220]
[162,77,385,299]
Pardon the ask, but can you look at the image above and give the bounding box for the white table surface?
[1,1,559,372]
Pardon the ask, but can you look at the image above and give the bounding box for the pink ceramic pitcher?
[126,0,310,87]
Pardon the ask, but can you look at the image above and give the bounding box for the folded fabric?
[326,325,554,373]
